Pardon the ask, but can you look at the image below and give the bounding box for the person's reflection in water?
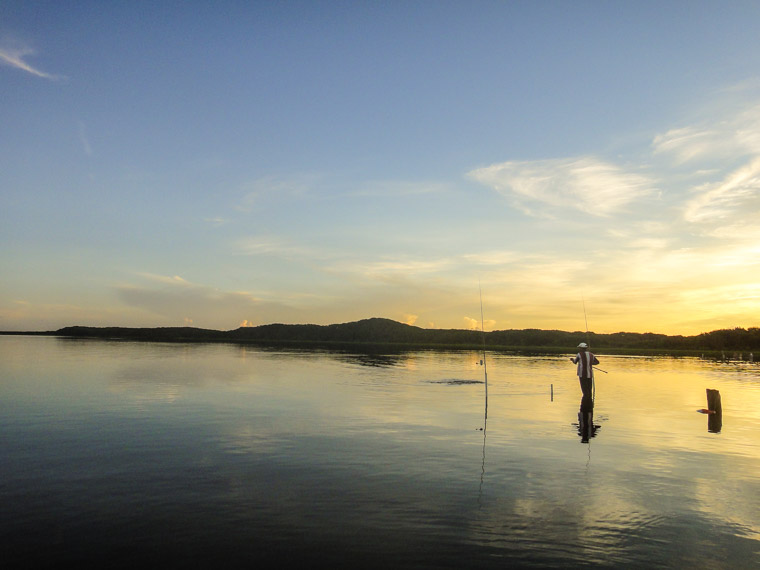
[578,394,599,443]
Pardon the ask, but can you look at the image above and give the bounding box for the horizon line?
[1,316,756,339]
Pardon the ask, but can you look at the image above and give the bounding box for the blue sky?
[2,1,760,334]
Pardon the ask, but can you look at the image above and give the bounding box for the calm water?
[1,336,759,568]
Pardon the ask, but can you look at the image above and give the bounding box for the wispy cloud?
[649,96,760,230]
[463,250,523,266]
[236,174,316,212]
[651,127,725,164]
[706,221,760,242]
[653,99,760,163]
[468,157,655,217]
[340,258,453,277]
[0,44,63,81]
[322,256,458,289]
[683,156,760,223]
[136,273,193,286]
[235,236,319,258]
[349,180,450,197]
[77,122,93,156]
[117,273,306,328]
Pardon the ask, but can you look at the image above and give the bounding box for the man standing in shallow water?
[571,342,599,398]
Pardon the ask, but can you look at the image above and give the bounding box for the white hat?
[577,342,588,349]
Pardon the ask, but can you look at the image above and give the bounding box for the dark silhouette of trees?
[49,319,760,353]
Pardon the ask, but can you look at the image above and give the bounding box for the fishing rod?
[582,297,608,404]
[584,297,596,401]
[477,281,488,506]
[583,297,590,343]
[479,281,488,414]
[582,298,607,374]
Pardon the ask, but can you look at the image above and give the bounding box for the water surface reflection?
[1,337,758,567]
[576,394,600,443]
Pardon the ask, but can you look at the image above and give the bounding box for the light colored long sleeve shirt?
[571,351,599,379]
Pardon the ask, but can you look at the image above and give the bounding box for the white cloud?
[468,157,655,217]
[651,98,760,167]
[0,44,62,80]
[644,92,760,243]
[651,127,725,164]
[463,316,496,331]
[683,156,760,223]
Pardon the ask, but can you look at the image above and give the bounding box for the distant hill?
[49,318,760,353]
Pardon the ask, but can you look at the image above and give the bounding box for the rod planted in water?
[479,281,488,414]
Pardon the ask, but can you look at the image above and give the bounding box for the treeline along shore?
[6,317,760,356]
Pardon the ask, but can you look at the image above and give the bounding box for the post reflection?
[707,411,723,434]
[577,394,600,443]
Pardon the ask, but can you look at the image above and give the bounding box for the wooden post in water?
[706,388,722,433]
[706,389,721,413]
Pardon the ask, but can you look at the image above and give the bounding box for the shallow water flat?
[1,337,758,567]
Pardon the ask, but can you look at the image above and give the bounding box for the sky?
[2,1,760,335]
